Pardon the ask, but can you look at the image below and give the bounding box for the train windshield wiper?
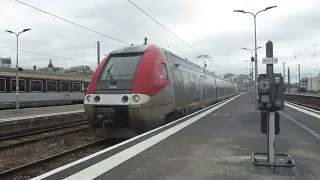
[106,64,117,84]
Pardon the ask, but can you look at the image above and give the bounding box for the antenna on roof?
[143,37,147,45]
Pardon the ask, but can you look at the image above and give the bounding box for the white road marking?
[31,93,244,180]
[61,93,243,180]
[0,110,84,122]
[280,112,320,140]
[285,101,320,114]
[285,102,320,120]
[0,104,83,112]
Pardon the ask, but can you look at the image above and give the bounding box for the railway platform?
[0,105,85,134]
[32,92,320,180]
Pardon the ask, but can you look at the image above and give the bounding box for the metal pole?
[311,74,313,91]
[283,62,285,90]
[288,67,290,93]
[4,29,30,111]
[254,15,258,112]
[97,41,100,65]
[298,64,300,93]
[16,34,19,111]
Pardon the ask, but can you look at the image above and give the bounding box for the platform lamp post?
[241,46,263,89]
[5,28,31,111]
[234,6,277,112]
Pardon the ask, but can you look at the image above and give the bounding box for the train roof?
[0,67,91,81]
[108,44,236,85]
[110,44,151,55]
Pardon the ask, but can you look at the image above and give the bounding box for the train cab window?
[47,81,57,91]
[30,80,43,92]
[0,78,5,92]
[161,63,168,80]
[11,79,26,92]
[99,54,142,80]
[60,81,70,91]
[72,82,81,92]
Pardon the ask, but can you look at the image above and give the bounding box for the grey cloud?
[1,0,319,78]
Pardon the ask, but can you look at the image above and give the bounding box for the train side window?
[0,78,5,92]
[60,81,70,92]
[47,81,57,91]
[72,82,81,91]
[161,63,168,80]
[30,80,43,92]
[11,79,26,92]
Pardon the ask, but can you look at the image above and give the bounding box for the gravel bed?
[3,139,123,180]
[0,129,100,174]
[0,124,90,148]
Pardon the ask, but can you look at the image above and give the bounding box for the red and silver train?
[84,44,238,138]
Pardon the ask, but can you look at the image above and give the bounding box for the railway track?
[0,137,122,180]
[0,119,87,139]
[0,138,110,179]
[285,100,320,111]
[0,128,120,180]
[0,124,90,150]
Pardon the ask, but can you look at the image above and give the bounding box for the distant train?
[84,44,238,138]
[0,67,91,110]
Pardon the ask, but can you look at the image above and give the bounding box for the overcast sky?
[1,0,320,82]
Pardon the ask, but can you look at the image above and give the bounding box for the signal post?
[251,40,295,172]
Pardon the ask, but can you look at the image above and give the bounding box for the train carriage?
[84,44,237,138]
[0,67,91,109]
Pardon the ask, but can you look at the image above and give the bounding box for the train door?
[161,63,170,113]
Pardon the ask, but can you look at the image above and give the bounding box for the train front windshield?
[99,54,142,81]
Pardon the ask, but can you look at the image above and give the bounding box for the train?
[84,44,238,138]
[0,67,91,110]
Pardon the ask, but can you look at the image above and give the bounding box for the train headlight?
[122,95,129,103]
[94,95,100,103]
[86,95,92,102]
[133,95,140,102]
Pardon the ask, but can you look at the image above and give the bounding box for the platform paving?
[30,93,320,180]
[100,93,320,180]
[0,104,84,120]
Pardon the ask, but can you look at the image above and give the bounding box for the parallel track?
[0,119,87,139]
[0,126,90,150]
[0,138,109,178]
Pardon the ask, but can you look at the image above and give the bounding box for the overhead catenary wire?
[0,45,94,64]
[14,0,130,46]
[127,0,202,55]
[15,0,228,75]
[286,41,320,65]
[127,0,229,74]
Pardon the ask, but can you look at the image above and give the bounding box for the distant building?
[233,74,250,90]
[223,73,235,81]
[0,57,12,68]
[48,58,54,72]
[300,77,308,89]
